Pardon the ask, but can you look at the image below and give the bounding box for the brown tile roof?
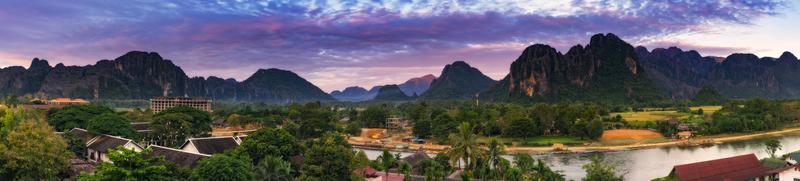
[182,137,239,155]
[672,154,774,181]
[147,145,210,168]
[130,122,151,132]
[402,150,431,167]
[87,135,137,153]
[69,128,95,143]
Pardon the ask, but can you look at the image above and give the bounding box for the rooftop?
[147,145,210,168]
[671,154,776,181]
[181,136,240,155]
[87,135,137,153]
[68,128,95,143]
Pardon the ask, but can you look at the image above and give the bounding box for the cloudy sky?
[0,0,797,92]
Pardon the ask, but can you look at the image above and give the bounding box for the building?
[67,128,96,143]
[147,145,210,168]
[387,117,408,131]
[131,122,151,134]
[667,153,800,181]
[150,96,211,113]
[180,136,241,155]
[86,135,144,163]
[47,98,90,105]
[400,150,432,175]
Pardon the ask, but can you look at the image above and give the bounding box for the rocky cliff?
[421,61,496,99]
[485,33,664,103]
[1,51,333,103]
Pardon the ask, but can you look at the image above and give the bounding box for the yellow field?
[610,106,721,121]
[599,129,667,145]
[690,105,722,113]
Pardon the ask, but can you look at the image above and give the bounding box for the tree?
[64,131,87,158]
[155,105,212,137]
[191,155,255,181]
[765,138,782,158]
[255,156,293,181]
[239,128,301,164]
[446,122,484,169]
[360,106,389,128]
[399,161,412,181]
[505,167,523,181]
[513,153,535,174]
[125,108,153,123]
[377,149,397,181]
[531,159,564,181]
[412,118,432,139]
[352,150,371,169]
[503,118,539,138]
[151,113,193,147]
[301,133,354,180]
[48,104,114,131]
[582,155,624,181]
[424,161,446,181]
[587,119,605,140]
[486,137,506,178]
[79,147,176,180]
[431,114,458,142]
[1,118,72,180]
[87,113,137,139]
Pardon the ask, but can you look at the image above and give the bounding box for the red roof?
[672,154,774,181]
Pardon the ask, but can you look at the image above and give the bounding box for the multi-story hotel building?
[150,97,211,113]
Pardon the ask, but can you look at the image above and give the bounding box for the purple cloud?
[0,0,790,91]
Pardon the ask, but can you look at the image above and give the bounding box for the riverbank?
[350,126,800,154]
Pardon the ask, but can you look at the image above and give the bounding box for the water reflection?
[357,132,800,180]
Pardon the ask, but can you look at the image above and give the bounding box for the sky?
[0,0,797,92]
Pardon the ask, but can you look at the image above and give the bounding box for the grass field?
[610,105,722,121]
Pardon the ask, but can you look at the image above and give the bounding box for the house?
[86,135,144,163]
[783,151,800,165]
[401,150,431,175]
[130,122,151,133]
[180,136,241,155]
[68,128,96,143]
[147,145,210,168]
[667,153,799,181]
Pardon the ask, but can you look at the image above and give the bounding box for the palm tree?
[399,161,412,181]
[486,137,506,179]
[531,159,565,181]
[254,156,292,181]
[377,149,397,181]
[446,122,484,170]
[425,161,446,181]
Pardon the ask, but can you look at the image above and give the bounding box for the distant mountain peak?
[29,58,51,70]
[374,84,411,101]
[398,74,436,96]
[422,61,496,99]
[780,51,797,61]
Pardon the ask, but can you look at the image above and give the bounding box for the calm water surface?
[358,132,800,180]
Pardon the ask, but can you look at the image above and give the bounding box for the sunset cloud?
[0,0,792,91]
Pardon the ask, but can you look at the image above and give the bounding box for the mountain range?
[484,33,664,103]
[330,74,435,102]
[4,33,799,104]
[0,51,333,103]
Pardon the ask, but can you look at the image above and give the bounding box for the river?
[357,132,800,180]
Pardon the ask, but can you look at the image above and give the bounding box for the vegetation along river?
[358,132,800,180]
